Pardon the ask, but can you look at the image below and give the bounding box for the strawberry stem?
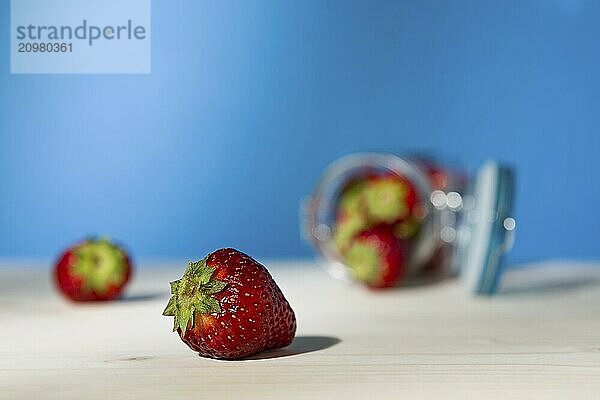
[364,178,409,223]
[162,257,227,334]
[71,238,127,295]
[345,241,383,285]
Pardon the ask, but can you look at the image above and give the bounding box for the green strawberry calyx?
[71,239,128,295]
[364,178,409,224]
[345,241,383,285]
[162,257,227,335]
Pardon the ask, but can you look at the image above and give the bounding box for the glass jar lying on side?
[302,153,516,295]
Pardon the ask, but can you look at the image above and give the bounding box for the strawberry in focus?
[54,238,132,301]
[163,248,296,359]
[345,225,405,288]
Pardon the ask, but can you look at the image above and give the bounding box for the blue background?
[1,0,599,263]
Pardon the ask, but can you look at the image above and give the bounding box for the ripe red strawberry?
[363,174,417,224]
[163,248,296,359]
[345,225,405,288]
[54,238,132,301]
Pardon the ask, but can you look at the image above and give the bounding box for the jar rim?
[306,152,439,281]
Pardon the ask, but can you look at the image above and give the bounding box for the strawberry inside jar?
[305,153,455,289]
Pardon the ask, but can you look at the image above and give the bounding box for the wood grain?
[1,261,600,399]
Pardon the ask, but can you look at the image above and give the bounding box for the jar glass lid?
[457,161,516,295]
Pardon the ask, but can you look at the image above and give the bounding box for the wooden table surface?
[2,261,600,399]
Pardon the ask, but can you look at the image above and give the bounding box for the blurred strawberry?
[336,179,368,217]
[426,166,448,191]
[345,225,406,288]
[54,238,132,301]
[333,211,368,254]
[393,215,422,240]
[332,178,370,254]
[363,174,417,225]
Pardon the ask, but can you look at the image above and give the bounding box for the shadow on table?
[120,292,164,302]
[241,335,341,361]
[500,275,600,297]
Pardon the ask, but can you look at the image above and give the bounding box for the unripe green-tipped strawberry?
[163,248,296,360]
[54,238,132,301]
[345,225,405,288]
